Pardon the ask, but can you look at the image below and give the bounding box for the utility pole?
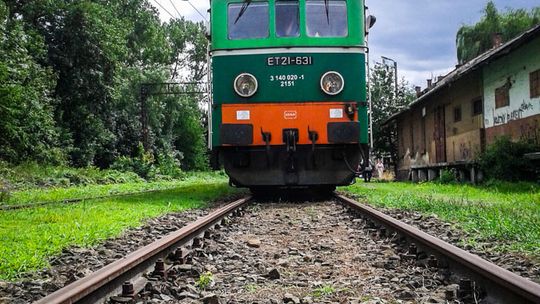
[381,56,398,102]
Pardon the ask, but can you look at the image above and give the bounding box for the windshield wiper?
[324,0,329,24]
[234,0,252,24]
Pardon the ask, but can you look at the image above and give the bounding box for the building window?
[472,98,483,116]
[276,1,300,37]
[228,2,269,40]
[495,84,510,108]
[454,106,462,122]
[531,69,540,98]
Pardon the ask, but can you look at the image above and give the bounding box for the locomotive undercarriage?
[219,144,364,189]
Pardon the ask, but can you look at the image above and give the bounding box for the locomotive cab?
[209,0,370,190]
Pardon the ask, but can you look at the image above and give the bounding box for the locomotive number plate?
[267,56,313,66]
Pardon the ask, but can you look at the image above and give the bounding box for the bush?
[0,178,11,202]
[111,143,156,179]
[0,161,143,190]
[439,168,458,184]
[155,151,184,179]
[477,136,539,182]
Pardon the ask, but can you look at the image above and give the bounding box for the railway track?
[28,194,539,304]
[34,196,251,304]
[335,194,540,304]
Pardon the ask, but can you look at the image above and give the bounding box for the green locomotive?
[208,0,373,191]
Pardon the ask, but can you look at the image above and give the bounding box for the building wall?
[483,37,540,144]
[443,72,484,163]
[395,71,483,179]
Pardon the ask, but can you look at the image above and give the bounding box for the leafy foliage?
[456,2,540,63]
[477,136,539,182]
[0,0,209,171]
[0,2,63,164]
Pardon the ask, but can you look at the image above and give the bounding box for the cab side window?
[306,0,348,37]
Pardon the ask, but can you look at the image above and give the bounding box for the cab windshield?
[306,0,348,37]
[276,1,300,37]
[228,2,269,39]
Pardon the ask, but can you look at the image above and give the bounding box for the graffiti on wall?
[493,100,535,126]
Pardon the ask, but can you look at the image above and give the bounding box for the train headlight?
[234,73,258,98]
[320,71,345,95]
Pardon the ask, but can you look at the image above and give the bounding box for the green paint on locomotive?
[211,51,368,146]
[210,0,365,50]
[213,52,366,103]
[209,0,369,147]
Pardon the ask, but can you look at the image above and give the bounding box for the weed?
[196,272,214,290]
[306,206,317,220]
[244,284,258,292]
[313,285,336,297]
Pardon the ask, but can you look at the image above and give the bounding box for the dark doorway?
[434,106,446,163]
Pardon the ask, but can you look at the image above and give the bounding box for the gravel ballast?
[1,195,538,303]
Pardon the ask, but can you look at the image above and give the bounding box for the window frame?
[227,1,270,40]
[454,106,462,123]
[471,97,483,116]
[495,84,510,109]
[530,69,540,98]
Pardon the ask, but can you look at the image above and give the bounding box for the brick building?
[387,25,540,182]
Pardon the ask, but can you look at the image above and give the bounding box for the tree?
[0,2,63,164]
[457,1,540,64]
[0,0,210,171]
[370,62,415,170]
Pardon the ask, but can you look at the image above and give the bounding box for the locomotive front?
[209,0,369,190]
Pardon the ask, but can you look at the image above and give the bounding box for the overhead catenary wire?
[168,0,182,18]
[151,0,176,19]
[184,0,208,21]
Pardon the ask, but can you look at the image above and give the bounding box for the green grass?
[0,177,242,280]
[342,181,540,258]
[1,171,230,207]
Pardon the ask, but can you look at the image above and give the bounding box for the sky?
[151,0,538,88]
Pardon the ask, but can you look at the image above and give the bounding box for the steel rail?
[34,196,251,304]
[335,194,540,304]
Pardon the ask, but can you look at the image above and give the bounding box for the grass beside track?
[342,181,540,259]
[0,175,242,280]
[1,172,228,207]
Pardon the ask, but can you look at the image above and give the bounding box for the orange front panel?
[222,102,356,145]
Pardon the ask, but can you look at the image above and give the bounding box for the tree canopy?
[0,0,208,170]
[457,1,540,63]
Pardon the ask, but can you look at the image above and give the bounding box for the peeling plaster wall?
[483,37,540,143]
